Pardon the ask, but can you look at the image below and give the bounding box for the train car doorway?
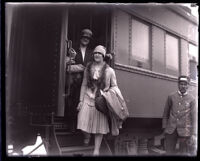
[64,5,112,130]
[68,5,111,50]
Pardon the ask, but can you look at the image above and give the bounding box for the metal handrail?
[103,138,113,155]
[26,141,44,155]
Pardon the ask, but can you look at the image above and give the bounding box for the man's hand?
[65,56,75,65]
[188,135,197,146]
[69,48,77,58]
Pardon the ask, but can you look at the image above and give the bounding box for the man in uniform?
[162,75,197,155]
[65,29,93,133]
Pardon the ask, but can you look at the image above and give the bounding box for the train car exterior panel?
[115,66,177,118]
[119,5,198,44]
[188,82,198,99]
[112,8,191,77]
[112,6,197,119]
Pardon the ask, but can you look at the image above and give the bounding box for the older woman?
[76,45,117,155]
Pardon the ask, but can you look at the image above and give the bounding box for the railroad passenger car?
[5,3,198,156]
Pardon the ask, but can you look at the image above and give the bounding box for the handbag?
[95,88,108,116]
[103,88,129,120]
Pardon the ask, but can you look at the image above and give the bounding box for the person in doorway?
[76,45,118,155]
[65,29,93,133]
[162,75,197,155]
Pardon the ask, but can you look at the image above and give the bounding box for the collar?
[178,90,188,96]
[79,45,87,50]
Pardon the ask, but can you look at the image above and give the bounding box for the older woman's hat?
[93,45,106,57]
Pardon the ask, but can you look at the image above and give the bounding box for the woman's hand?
[77,101,83,111]
[105,53,113,60]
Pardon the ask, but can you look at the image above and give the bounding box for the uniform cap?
[178,75,190,83]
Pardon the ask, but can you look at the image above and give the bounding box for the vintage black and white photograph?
[5,2,198,157]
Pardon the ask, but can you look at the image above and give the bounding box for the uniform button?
[179,103,181,105]
[177,118,179,121]
[177,111,180,113]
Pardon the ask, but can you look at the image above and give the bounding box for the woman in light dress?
[77,45,117,155]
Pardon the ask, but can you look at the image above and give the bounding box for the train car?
[5,3,198,156]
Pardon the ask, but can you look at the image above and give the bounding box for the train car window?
[165,34,179,76]
[131,18,150,69]
[189,44,198,80]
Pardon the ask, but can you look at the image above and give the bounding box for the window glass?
[165,34,179,71]
[189,43,198,80]
[189,44,198,62]
[131,19,150,65]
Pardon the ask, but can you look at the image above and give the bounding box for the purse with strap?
[95,88,109,116]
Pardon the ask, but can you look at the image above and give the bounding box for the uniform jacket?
[162,91,196,137]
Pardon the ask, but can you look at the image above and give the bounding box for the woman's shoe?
[93,150,99,156]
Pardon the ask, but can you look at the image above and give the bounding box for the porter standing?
[162,76,197,155]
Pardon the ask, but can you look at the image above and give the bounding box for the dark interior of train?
[64,6,112,127]
[68,5,111,51]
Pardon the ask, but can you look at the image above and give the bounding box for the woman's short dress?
[77,88,110,134]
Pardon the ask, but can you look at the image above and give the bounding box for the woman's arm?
[110,68,117,87]
[103,67,117,92]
